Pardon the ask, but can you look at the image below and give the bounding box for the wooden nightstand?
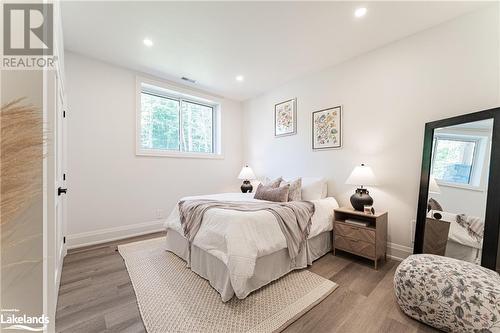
[333,207,388,269]
[423,217,450,256]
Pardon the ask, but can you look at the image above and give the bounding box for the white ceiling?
[62,1,489,101]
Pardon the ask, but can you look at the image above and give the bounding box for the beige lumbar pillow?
[254,183,290,202]
[281,178,302,201]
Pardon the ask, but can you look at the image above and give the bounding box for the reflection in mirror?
[423,118,493,265]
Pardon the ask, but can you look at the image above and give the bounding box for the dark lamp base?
[241,180,253,193]
[350,188,374,211]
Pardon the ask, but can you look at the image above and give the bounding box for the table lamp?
[427,176,441,213]
[345,163,378,211]
[429,176,441,194]
[238,165,256,193]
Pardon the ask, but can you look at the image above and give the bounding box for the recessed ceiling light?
[354,7,367,18]
[236,75,244,82]
[143,38,153,47]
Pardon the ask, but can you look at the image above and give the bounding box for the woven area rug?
[118,237,338,333]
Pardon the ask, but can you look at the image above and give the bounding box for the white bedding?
[438,211,483,250]
[164,192,339,298]
[427,210,483,264]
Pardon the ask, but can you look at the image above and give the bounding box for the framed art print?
[274,98,297,137]
[312,106,342,150]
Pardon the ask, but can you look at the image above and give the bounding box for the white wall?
[65,52,243,247]
[242,7,499,259]
[433,186,488,219]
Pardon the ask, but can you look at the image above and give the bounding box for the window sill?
[436,181,485,192]
[136,150,224,160]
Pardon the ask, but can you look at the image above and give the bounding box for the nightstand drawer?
[335,222,375,244]
[335,235,375,259]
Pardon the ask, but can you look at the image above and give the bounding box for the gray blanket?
[178,200,315,261]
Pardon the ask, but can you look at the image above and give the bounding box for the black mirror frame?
[414,106,500,270]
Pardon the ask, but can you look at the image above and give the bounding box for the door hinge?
[63,110,66,118]
[63,236,66,244]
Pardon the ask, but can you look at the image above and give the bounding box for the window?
[432,138,476,185]
[181,101,213,153]
[140,93,180,151]
[137,79,221,158]
[431,132,492,189]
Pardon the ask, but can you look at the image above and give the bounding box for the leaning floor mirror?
[414,107,500,271]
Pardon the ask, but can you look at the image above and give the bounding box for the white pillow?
[285,177,327,200]
[303,178,326,200]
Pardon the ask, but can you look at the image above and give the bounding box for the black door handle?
[58,187,67,196]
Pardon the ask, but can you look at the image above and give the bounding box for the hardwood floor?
[56,233,437,333]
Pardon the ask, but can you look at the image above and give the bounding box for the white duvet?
[438,211,483,249]
[164,193,339,298]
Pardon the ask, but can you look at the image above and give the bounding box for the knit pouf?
[394,254,500,332]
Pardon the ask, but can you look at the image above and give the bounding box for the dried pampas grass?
[1,99,43,225]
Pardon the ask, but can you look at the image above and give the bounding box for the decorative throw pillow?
[281,178,302,201]
[265,177,283,188]
[428,198,443,212]
[254,183,290,202]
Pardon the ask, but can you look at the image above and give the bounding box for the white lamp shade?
[238,166,256,180]
[429,176,441,194]
[345,164,377,186]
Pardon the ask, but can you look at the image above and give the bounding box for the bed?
[430,211,483,264]
[164,182,338,302]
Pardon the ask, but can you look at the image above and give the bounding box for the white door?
[43,3,67,331]
[54,71,67,293]
[44,68,66,332]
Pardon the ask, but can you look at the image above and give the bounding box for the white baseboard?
[66,220,165,249]
[387,242,413,261]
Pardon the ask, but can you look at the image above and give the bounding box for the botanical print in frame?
[312,106,342,150]
[274,99,297,137]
